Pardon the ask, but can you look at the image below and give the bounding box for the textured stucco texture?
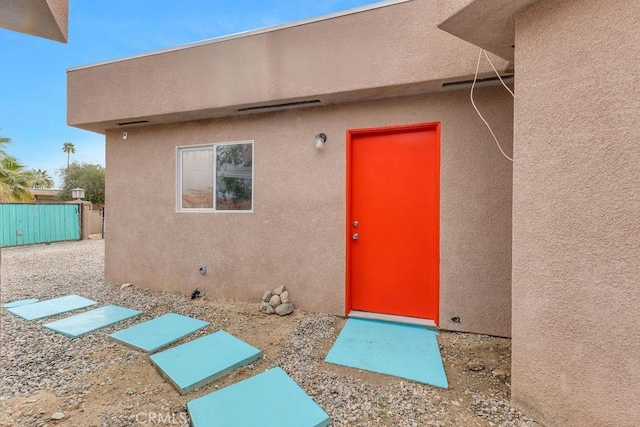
[67,0,510,133]
[105,87,513,337]
[512,0,640,425]
[0,0,68,42]
[438,0,536,61]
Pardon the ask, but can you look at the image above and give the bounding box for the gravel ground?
[0,239,541,427]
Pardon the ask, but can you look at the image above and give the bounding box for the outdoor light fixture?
[71,188,85,200]
[315,133,327,150]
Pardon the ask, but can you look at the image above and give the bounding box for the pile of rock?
[260,285,294,316]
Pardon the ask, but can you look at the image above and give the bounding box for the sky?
[0,0,380,187]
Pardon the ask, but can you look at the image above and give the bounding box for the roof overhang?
[438,0,538,61]
[0,0,68,43]
[67,0,513,134]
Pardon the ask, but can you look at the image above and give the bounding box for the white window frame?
[176,140,254,213]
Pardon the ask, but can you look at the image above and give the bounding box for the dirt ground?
[1,294,520,427]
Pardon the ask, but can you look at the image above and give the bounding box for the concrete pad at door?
[187,367,330,427]
[2,298,39,308]
[6,295,97,320]
[109,313,209,353]
[150,331,262,395]
[325,318,448,388]
[44,305,142,338]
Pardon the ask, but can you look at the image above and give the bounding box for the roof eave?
[438,0,538,61]
[0,0,68,43]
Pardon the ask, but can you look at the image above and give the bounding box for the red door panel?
[347,123,440,322]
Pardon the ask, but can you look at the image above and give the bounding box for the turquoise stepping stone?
[150,330,261,395]
[187,367,329,427]
[109,313,209,353]
[6,295,97,320]
[325,318,448,388]
[2,298,39,308]
[44,304,142,338]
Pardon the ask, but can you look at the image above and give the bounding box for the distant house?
[29,188,61,202]
[67,1,639,426]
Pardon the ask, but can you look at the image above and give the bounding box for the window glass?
[178,142,253,212]
[216,143,253,211]
[181,148,214,209]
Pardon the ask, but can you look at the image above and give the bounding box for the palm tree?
[0,130,36,202]
[0,133,9,157]
[0,156,34,202]
[29,169,54,188]
[62,142,76,168]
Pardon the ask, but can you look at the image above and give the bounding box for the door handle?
[352,233,359,240]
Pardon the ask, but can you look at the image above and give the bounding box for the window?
[178,141,253,212]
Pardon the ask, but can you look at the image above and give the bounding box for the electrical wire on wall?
[470,48,514,162]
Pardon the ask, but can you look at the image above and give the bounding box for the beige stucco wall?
[88,210,103,235]
[0,0,68,43]
[512,0,640,425]
[438,0,536,61]
[105,86,513,337]
[68,0,511,134]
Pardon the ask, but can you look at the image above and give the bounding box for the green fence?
[0,203,81,247]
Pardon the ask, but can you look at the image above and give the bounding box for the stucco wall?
[104,86,513,337]
[88,210,103,235]
[0,0,68,42]
[512,0,640,425]
[67,0,511,133]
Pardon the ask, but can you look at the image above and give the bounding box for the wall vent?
[117,120,150,126]
[238,100,321,112]
[442,75,513,89]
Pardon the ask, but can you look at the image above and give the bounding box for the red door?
[346,123,440,322]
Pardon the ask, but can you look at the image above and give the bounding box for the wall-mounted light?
[315,133,327,150]
[71,188,85,201]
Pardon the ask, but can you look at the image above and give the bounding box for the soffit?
[0,0,68,43]
[438,0,537,61]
